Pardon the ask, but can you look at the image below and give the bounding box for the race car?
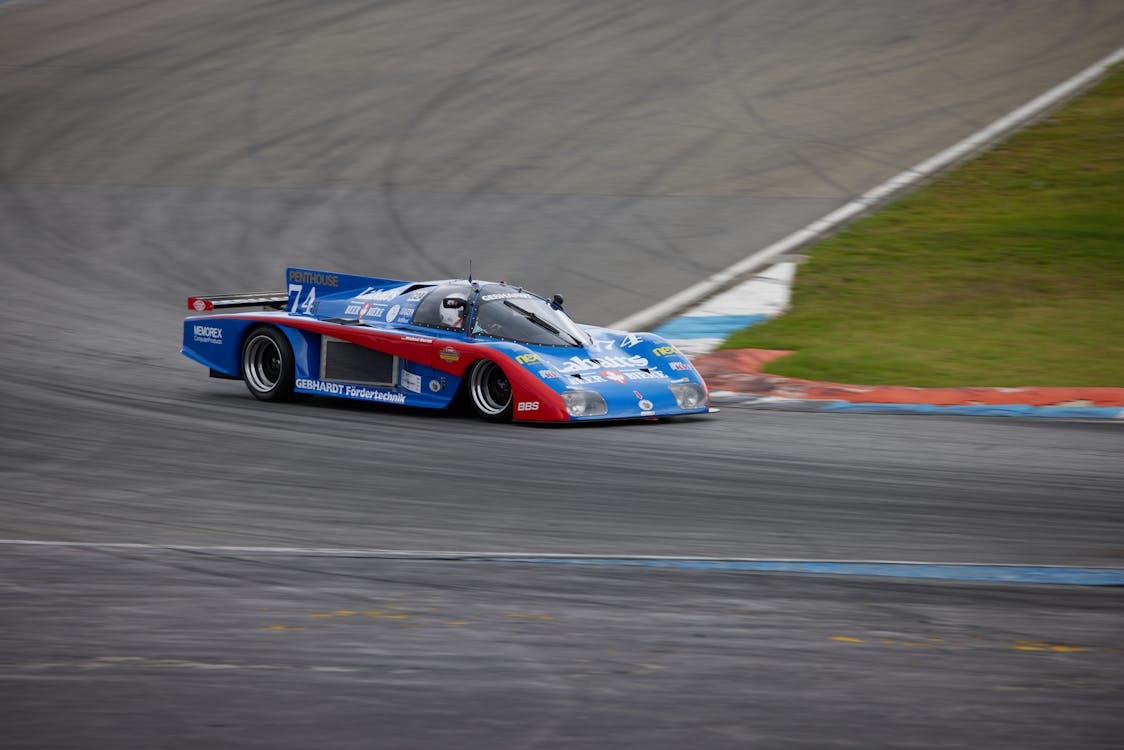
[182,267,711,423]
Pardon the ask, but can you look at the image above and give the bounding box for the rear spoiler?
[187,292,288,312]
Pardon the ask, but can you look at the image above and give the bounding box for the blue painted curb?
[818,401,1124,419]
[470,557,1124,585]
[653,314,768,339]
[708,394,1124,419]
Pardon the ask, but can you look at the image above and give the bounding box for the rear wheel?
[241,326,297,402]
[467,359,513,421]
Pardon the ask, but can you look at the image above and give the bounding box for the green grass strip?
[723,67,1124,387]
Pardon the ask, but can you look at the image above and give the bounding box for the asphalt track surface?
[2,1,1123,747]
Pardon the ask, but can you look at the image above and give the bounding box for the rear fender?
[182,317,255,376]
[182,318,317,379]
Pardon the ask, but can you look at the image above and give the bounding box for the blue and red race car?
[182,267,711,423]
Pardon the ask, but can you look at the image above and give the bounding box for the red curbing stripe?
[694,349,1124,407]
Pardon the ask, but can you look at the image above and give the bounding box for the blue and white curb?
[612,45,1124,339]
[613,46,1124,419]
[649,260,795,357]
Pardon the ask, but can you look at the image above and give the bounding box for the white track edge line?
[610,44,1124,332]
[0,538,1113,569]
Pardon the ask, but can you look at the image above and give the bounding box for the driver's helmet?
[439,291,469,328]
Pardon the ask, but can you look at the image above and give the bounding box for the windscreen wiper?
[504,300,581,345]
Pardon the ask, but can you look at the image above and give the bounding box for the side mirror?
[551,294,564,309]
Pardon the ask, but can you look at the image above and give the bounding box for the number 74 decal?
[288,284,317,315]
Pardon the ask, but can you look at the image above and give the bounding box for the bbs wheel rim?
[469,360,512,417]
[244,334,283,393]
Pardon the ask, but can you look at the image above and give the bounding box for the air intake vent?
[321,338,396,386]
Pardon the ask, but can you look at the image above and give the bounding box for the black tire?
[467,359,514,421]
[241,326,297,402]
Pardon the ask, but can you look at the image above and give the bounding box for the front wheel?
[467,359,513,421]
[241,326,297,402]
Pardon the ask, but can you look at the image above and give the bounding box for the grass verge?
[722,66,1124,387]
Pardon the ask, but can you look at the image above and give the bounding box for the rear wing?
[187,292,288,312]
[188,267,411,313]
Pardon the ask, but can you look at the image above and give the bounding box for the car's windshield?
[472,285,590,347]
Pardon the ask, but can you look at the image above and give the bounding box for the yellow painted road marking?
[832,635,1102,652]
[1013,640,1090,652]
[302,610,410,619]
[504,613,555,620]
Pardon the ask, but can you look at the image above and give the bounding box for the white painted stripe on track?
[0,538,503,558]
[611,44,1124,333]
[0,538,1114,569]
[7,539,1123,584]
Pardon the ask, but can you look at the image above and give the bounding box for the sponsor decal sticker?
[439,346,460,363]
[538,370,560,379]
[192,299,208,312]
[429,378,444,393]
[401,369,422,394]
[345,303,386,318]
[355,286,404,302]
[633,390,644,399]
[192,325,223,345]
[638,399,653,411]
[481,292,532,302]
[559,355,647,373]
[386,304,401,322]
[295,378,406,404]
[669,361,691,371]
[569,368,666,384]
[652,345,679,357]
[602,370,627,385]
[289,270,339,287]
[401,335,433,344]
[517,401,540,412]
[516,353,543,365]
[622,369,667,381]
[620,334,643,348]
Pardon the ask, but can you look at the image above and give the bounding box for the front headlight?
[668,382,706,409]
[562,390,609,417]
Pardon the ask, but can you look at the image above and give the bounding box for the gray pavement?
[3,545,1122,750]
[3,0,1123,322]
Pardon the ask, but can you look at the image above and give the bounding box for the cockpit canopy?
[472,284,590,347]
[411,283,473,331]
[412,282,590,347]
